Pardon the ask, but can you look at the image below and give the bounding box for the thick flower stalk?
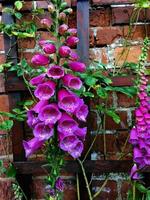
[129,38,150,180]
[23,0,88,199]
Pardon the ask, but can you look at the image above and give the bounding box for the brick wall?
[0,0,149,199]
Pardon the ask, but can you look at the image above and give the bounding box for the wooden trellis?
[1,0,150,199]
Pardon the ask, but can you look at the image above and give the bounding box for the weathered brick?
[121,181,131,200]
[112,7,150,24]
[105,111,128,130]
[90,8,110,27]
[117,93,136,107]
[0,178,15,200]
[92,180,117,200]
[18,38,36,49]
[92,0,132,5]
[96,27,123,46]
[0,135,12,154]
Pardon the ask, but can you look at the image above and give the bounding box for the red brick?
[105,111,128,130]
[96,27,123,46]
[89,29,95,47]
[90,9,110,27]
[0,35,4,51]
[0,55,6,64]
[121,181,131,200]
[117,93,136,107]
[18,38,36,49]
[112,7,150,24]
[0,135,12,154]
[123,25,150,40]
[0,74,5,93]
[92,0,132,5]
[68,11,76,28]
[0,179,15,200]
[92,180,117,200]
[0,95,10,112]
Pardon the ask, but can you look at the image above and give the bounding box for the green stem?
[76,174,80,200]
[93,177,109,199]
[15,179,28,200]
[77,159,93,200]
[133,181,136,200]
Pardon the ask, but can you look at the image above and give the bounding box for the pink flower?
[23,138,44,157]
[74,127,87,141]
[58,89,80,113]
[33,100,49,113]
[39,103,62,125]
[69,51,79,61]
[62,74,82,90]
[58,24,68,35]
[40,18,52,27]
[58,113,78,134]
[34,81,56,100]
[68,140,83,158]
[59,46,71,57]
[130,164,140,180]
[33,122,54,141]
[68,61,86,72]
[66,36,79,47]
[43,43,56,54]
[67,28,77,36]
[29,74,46,86]
[129,128,138,145]
[74,99,89,121]
[47,65,64,79]
[31,54,49,66]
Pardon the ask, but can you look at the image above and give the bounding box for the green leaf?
[14,1,23,10]
[135,182,148,193]
[106,110,120,124]
[0,120,14,131]
[83,91,94,97]
[96,87,108,99]
[85,77,97,86]
[14,12,22,19]
[0,111,16,118]
[6,163,16,178]
[105,86,137,97]
[146,191,150,200]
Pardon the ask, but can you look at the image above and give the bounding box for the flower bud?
[58,24,68,35]
[67,28,77,36]
[48,3,55,13]
[66,36,79,47]
[63,8,73,15]
[43,43,56,54]
[40,18,52,28]
[68,61,86,72]
[31,54,49,66]
[59,12,66,21]
[38,39,48,47]
[59,46,71,57]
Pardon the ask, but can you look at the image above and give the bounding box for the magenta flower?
[23,138,44,157]
[47,65,64,79]
[68,61,86,72]
[58,89,80,113]
[59,133,78,152]
[62,74,82,90]
[133,147,143,164]
[135,109,144,122]
[33,122,53,141]
[74,127,87,141]
[58,46,71,57]
[68,140,83,158]
[27,110,39,128]
[67,28,77,36]
[39,103,62,125]
[43,43,56,54]
[38,39,49,47]
[34,81,56,100]
[130,164,140,180]
[58,24,68,35]
[45,185,55,197]
[29,74,46,86]
[129,128,138,145]
[33,100,49,113]
[69,51,79,61]
[55,178,65,192]
[31,54,49,66]
[40,18,52,27]
[58,113,78,134]
[66,36,79,47]
[74,99,89,121]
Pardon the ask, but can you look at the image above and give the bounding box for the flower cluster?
[23,7,88,160]
[129,38,150,180]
